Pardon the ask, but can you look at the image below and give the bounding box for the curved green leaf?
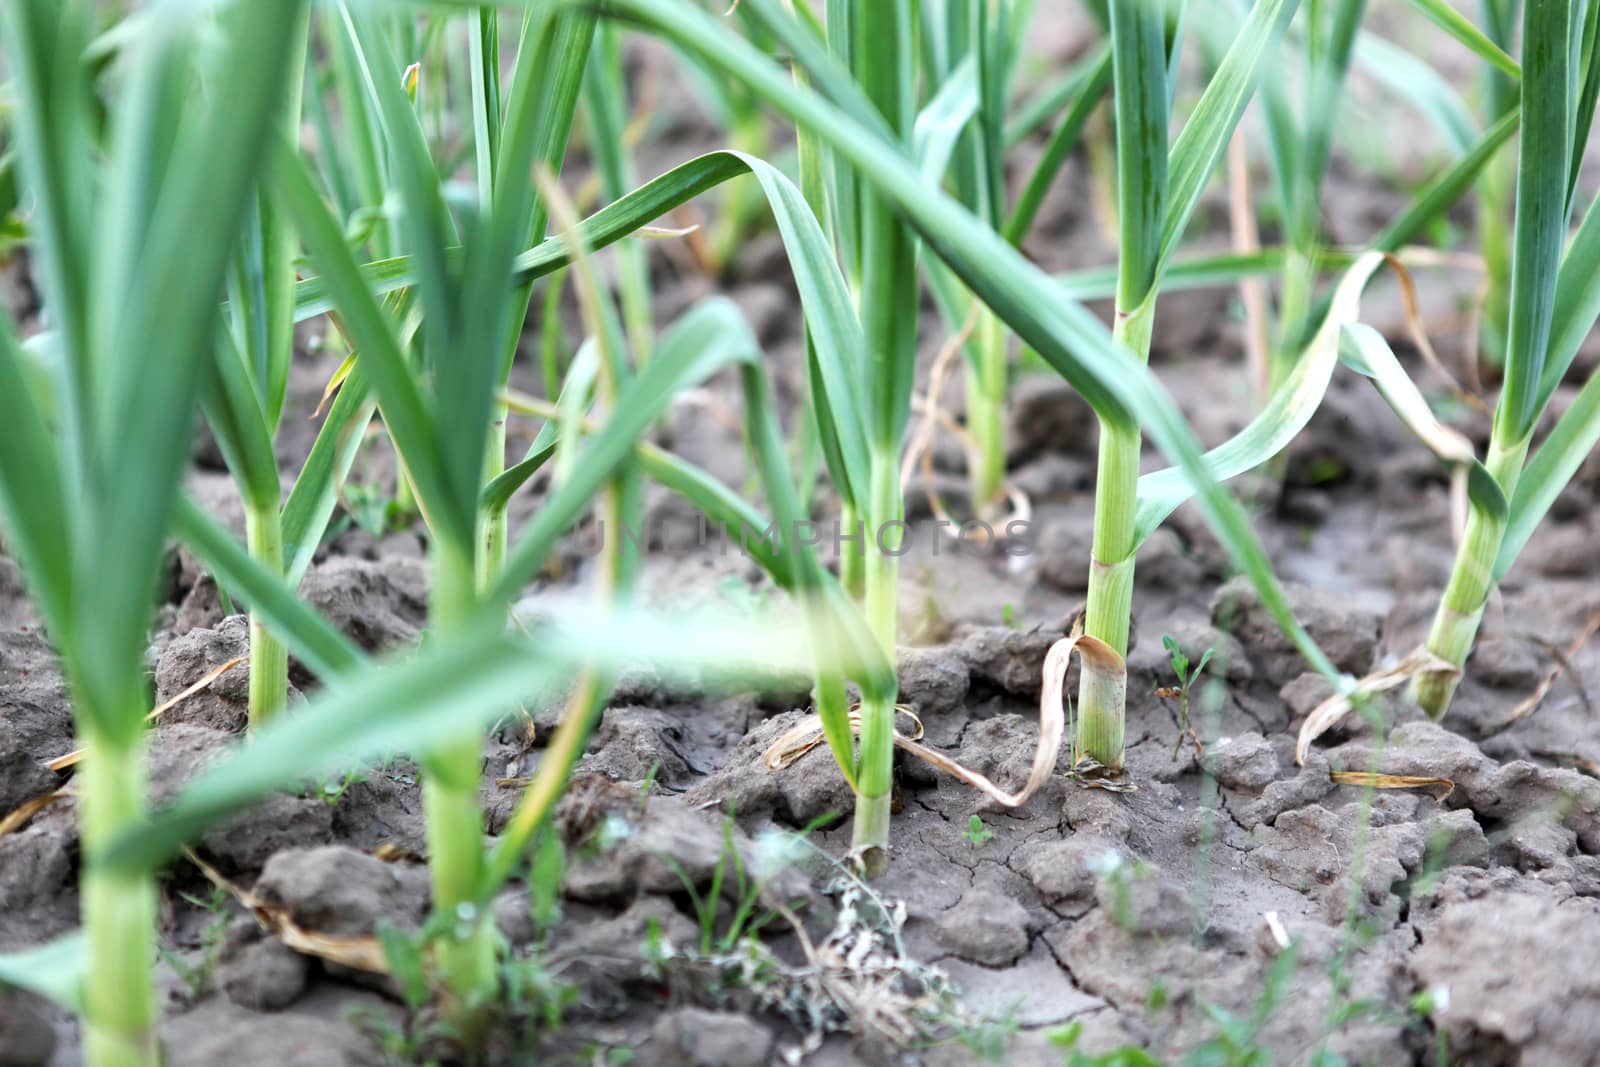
[1372,107,1520,253]
[487,296,817,606]
[1131,253,1388,542]
[0,312,73,642]
[291,149,873,509]
[1339,322,1505,520]
[595,0,1349,689]
[279,368,378,588]
[270,138,467,549]
[1403,0,1521,78]
[0,932,86,1014]
[1004,42,1111,147]
[1535,187,1600,416]
[1058,247,1297,301]
[1158,0,1295,274]
[1495,0,1573,444]
[913,54,979,182]
[1004,48,1112,244]
[200,329,279,512]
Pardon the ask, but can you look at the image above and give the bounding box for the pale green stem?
[392,462,416,520]
[852,448,901,873]
[1269,246,1316,394]
[1076,299,1156,769]
[964,305,1008,516]
[423,544,497,1020]
[478,404,509,589]
[839,498,866,599]
[245,500,287,731]
[82,728,157,1067]
[1412,434,1529,718]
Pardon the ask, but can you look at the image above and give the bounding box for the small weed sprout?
[157,888,231,1003]
[948,1004,1023,1063]
[1086,848,1146,933]
[1157,635,1217,761]
[662,815,791,957]
[962,814,994,848]
[316,767,368,807]
[527,832,565,946]
[353,921,441,1062]
[1047,1021,1164,1066]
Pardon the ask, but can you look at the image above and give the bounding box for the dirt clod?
[683,712,855,830]
[0,825,75,949]
[161,999,383,1067]
[651,1006,774,1067]
[252,846,429,938]
[547,896,698,1018]
[1411,881,1600,1066]
[1018,836,1113,908]
[1213,733,1280,792]
[1212,577,1381,686]
[218,921,310,1011]
[298,556,427,653]
[1469,637,1546,690]
[153,617,255,733]
[1094,864,1189,938]
[0,990,55,1067]
[960,625,1066,697]
[0,627,72,816]
[896,646,971,716]
[934,886,1030,966]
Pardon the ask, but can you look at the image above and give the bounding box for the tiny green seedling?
[949,1004,1023,1062]
[1046,1021,1165,1066]
[639,759,662,811]
[641,915,672,974]
[663,815,786,957]
[158,887,232,1002]
[316,767,368,807]
[963,814,994,848]
[1158,635,1216,761]
[337,481,406,539]
[527,831,565,945]
[1147,981,1169,1013]
[355,919,453,1062]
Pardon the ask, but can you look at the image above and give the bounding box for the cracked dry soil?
[6,299,1600,1066]
[6,17,1600,1067]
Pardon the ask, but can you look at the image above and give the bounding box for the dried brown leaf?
[1330,770,1455,801]
[0,789,72,840]
[766,634,1123,808]
[373,842,425,864]
[183,848,391,975]
[1295,647,1457,765]
[48,656,246,772]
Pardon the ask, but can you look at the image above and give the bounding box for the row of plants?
[0,0,1597,1063]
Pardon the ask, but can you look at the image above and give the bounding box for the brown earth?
[5,12,1600,1067]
